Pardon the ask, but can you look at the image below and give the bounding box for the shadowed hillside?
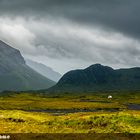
[0,40,55,91]
[48,64,140,93]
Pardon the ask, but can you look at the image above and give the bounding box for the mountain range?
[48,64,140,93]
[26,59,61,82]
[0,40,55,91]
[1,40,140,93]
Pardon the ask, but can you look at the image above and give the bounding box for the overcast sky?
[0,0,140,74]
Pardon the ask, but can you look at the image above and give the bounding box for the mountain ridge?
[48,64,140,93]
[0,40,55,91]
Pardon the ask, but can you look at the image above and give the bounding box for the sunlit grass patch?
[0,110,139,133]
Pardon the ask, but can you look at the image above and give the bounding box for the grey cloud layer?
[0,0,140,73]
[0,0,140,38]
[1,17,140,66]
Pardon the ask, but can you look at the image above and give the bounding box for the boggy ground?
[0,92,139,139]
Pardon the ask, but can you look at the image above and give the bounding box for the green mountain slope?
[0,40,55,91]
[48,64,140,93]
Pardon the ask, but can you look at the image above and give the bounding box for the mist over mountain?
[0,40,55,91]
[26,59,62,82]
[48,64,140,93]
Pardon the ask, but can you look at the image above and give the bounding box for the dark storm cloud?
[0,0,140,38]
[0,0,140,73]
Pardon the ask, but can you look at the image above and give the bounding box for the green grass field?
[0,92,139,139]
[0,110,140,133]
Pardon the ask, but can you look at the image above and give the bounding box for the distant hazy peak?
[26,59,62,82]
[26,59,54,71]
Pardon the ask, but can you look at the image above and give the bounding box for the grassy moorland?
[0,110,140,133]
[0,92,139,139]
